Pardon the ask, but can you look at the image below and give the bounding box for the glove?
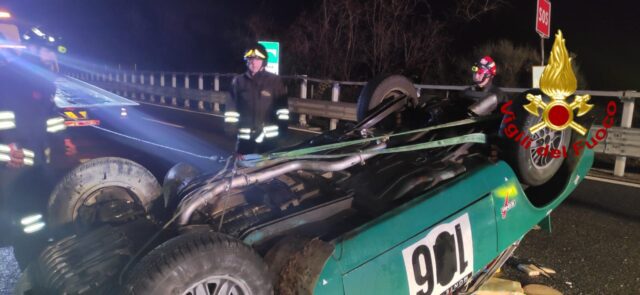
[1,143,34,168]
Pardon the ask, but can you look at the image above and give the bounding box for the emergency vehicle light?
[64,119,100,127]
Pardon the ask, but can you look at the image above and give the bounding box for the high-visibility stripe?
[224,117,239,123]
[278,114,290,120]
[224,111,240,118]
[263,125,278,132]
[23,158,34,166]
[47,124,66,133]
[64,111,78,119]
[22,148,34,158]
[255,132,265,143]
[0,111,15,120]
[238,134,251,140]
[239,128,251,134]
[276,109,290,115]
[46,117,65,126]
[0,144,10,152]
[0,121,16,130]
[265,131,279,138]
[0,154,10,162]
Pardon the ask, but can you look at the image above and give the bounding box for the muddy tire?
[47,157,161,230]
[356,75,418,130]
[502,90,572,186]
[125,230,272,295]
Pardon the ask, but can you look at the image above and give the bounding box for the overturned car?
[16,31,594,295]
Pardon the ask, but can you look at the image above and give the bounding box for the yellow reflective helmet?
[243,43,268,62]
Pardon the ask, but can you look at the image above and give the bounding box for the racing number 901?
[403,214,474,295]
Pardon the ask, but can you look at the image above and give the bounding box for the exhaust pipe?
[176,143,387,225]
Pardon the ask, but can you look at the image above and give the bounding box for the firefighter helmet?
[243,43,268,62]
[471,55,497,79]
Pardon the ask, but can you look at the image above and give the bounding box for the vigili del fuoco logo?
[501,30,617,159]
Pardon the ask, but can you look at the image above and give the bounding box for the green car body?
[311,146,594,294]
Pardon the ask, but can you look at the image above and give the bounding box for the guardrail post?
[330,82,340,130]
[139,73,145,101]
[299,75,308,127]
[198,74,205,110]
[160,73,166,104]
[184,75,191,108]
[614,94,636,177]
[149,73,155,102]
[131,72,137,99]
[171,73,177,106]
[213,74,220,112]
[123,72,129,98]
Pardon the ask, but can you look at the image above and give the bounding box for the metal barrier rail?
[67,70,638,177]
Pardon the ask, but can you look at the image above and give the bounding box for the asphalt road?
[502,179,640,294]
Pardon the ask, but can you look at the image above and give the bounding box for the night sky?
[3,0,640,90]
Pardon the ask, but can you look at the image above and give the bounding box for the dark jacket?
[463,83,507,116]
[0,61,58,166]
[228,70,287,130]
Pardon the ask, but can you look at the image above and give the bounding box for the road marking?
[585,175,640,188]
[139,101,328,135]
[141,117,185,128]
[137,101,224,117]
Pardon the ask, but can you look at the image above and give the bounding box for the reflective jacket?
[0,62,61,167]
[227,70,288,131]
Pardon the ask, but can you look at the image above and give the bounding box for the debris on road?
[475,277,525,295]
[517,264,541,277]
[523,284,563,295]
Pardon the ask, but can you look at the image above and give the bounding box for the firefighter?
[1,14,64,253]
[464,55,506,116]
[224,43,289,154]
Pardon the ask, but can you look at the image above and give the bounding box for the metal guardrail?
[67,70,638,177]
[590,126,640,157]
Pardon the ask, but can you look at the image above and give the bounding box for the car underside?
[16,74,590,295]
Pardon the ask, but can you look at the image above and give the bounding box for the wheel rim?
[376,89,410,128]
[75,186,145,230]
[182,275,251,295]
[529,126,565,169]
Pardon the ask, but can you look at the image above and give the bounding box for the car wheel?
[356,75,418,130]
[47,157,162,231]
[125,229,272,295]
[502,90,572,186]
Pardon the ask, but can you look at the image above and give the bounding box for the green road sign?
[259,41,279,75]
